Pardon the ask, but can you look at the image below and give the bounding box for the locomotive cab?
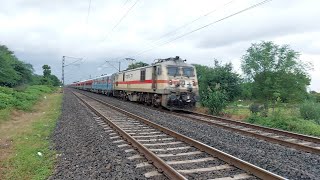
[155,56,199,110]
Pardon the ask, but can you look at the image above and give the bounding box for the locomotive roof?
[119,58,193,73]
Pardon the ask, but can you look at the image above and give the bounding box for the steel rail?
[75,91,285,180]
[176,113,320,154]
[73,92,186,180]
[175,111,320,154]
[185,111,320,144]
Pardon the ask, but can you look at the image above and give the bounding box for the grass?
[246,115,320,137]
[198,100,320,137]
[0,108,12,122]
[0,92,62,180]
[0,85,54,124]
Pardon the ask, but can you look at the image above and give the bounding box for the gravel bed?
[78,92,251,179]
[50,89,154,179]
[77,89,320,180]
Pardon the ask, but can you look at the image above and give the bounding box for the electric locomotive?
[113,56,199,110]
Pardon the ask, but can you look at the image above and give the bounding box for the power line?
[101,0,237,64]
[86,0,92,25]
[64,57,83,67]
[122,0,130,7]
[102,0,140,41]
[130,0,273,58]
[148,0,237,47]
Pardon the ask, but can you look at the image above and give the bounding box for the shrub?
[0,85,53,111]
[246,115,320,137]
[203,91,228,115]
[249,103,261,114]
[299,101,320,122]
[0,93,15,109]
[0,86,14,94]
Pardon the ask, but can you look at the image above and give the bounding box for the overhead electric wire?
[122,0,130,7]
[129,0,273,58]
[86,0,92,25]
[100,0,237,64]
[148,0,237,47]
[102,0,140,41]
[97,0,271,72]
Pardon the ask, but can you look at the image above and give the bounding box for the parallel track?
[73,91,285,180]
[174,111,320,154]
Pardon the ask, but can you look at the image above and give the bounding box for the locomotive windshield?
[167,66,180,76]
[182,67,194,77]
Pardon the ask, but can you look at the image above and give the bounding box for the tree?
[127,61,149,70]
[49,75,61,86]
[42,65,51,77]
[0,44,34,87]
[194,60,241,103]
[241,41,311,104]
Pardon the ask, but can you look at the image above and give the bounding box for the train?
[71,56,199,110]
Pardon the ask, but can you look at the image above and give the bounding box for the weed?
[246,115,320,137]
[1,93,62,179]
[299,101,320,123]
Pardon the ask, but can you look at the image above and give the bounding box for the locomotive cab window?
[140,69,146,81]
[157,66,162,75]
[182,67,194,77]
[167,66,180,76]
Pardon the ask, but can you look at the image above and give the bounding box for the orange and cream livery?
[71,56,199,110]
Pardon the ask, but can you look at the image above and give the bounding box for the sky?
[0,0,319,91]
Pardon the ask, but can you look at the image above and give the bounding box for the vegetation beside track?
[0,85,55,123]
[0,92,62,180]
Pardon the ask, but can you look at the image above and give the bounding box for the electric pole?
[105,60,121,72]
[125,58,135,66]
[62,56,65,86]
[62,56,83,86]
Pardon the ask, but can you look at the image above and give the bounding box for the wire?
[64,57,83,67]
[149,0,237,47]
[102,0,140,41]
[122,0,130,7]
[101,0,237,64]
[86,0,92,25]
[130,0,273,58]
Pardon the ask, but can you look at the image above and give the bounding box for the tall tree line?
[0,44,60,87]
[194,41,312,115]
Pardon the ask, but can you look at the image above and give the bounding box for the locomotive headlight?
[169,80,172,85]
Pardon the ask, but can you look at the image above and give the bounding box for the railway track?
[174,111,320,154]
[73,91,284,180]
[74,89,320,154]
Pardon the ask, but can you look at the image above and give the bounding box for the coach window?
[140,69,146,81]
[123,73,125,82]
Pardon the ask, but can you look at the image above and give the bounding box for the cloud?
[0,0,319,91]
[196,0,320,49]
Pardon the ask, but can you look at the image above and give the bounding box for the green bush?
[249,103,261,114]
[203,91,228,115]
[0,93,15,109]
[0,85,53,111]
[0,86,15,94]
[246,115,320,137]
[299,101,320,122]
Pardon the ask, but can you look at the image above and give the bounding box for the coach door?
[152,66,157,90]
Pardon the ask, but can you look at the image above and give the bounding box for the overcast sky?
[0,0,319,91]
